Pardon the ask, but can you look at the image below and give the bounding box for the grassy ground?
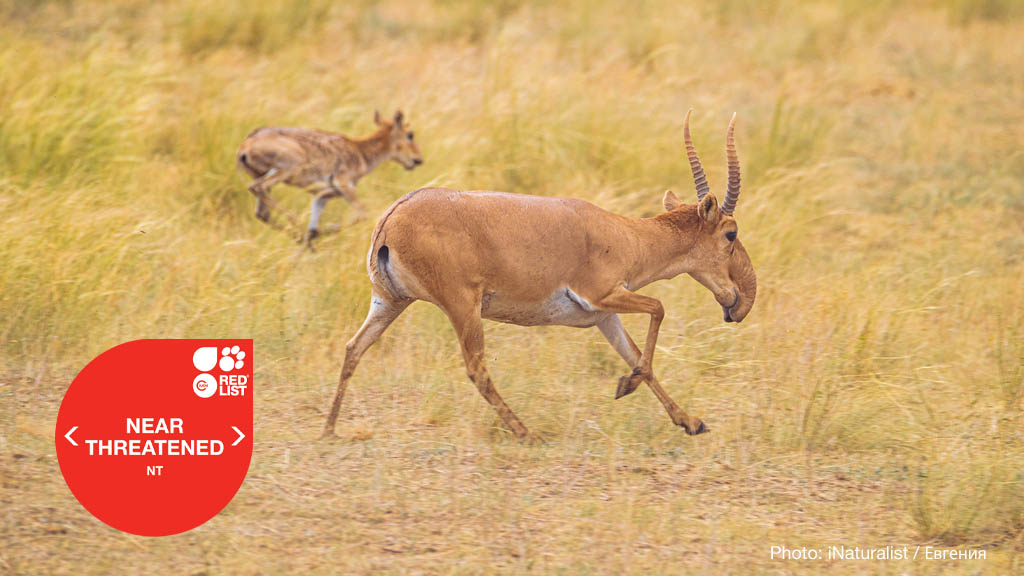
[2,0,1023,573]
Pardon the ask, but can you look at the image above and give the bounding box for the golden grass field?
[2,0,1023,573]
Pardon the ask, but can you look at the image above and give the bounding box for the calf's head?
[375,109,423,170]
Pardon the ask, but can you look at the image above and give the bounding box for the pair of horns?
[683,109,741,216]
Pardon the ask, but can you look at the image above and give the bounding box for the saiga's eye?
[725,231,737,242]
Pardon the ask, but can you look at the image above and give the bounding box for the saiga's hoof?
[300,228,320,250]
[615,373,643,399]
[683,420,709,435]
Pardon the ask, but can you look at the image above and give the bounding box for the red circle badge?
[55,339,254,536]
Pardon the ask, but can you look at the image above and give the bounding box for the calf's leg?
[248,167,302,228]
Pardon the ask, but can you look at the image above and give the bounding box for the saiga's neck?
[624,207,702,290]
[352,128,392,175]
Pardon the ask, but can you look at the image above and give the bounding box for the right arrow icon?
[231,426,245,447]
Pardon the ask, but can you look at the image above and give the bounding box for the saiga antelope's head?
[664,110,756,323]
[375,109,423,170]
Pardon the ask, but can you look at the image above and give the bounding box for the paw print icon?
[219,346,246,372]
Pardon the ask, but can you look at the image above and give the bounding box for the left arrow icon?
[65,426,79,446]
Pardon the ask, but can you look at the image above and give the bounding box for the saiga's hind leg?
[442,293,531,440]
[248,167,302,229]
[321,293,412,438]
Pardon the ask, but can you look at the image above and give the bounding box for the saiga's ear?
[697,194,721,225]
[663,190,682,211]
[393,110,404,126]
[374,110,383,126]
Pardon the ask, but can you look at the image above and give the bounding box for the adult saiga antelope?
[237,110,423,246]
[323,111,755,440]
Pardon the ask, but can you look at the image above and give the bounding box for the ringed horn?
[683,110,742,216]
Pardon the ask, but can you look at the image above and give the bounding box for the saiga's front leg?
[302,185,343,249]
[329,175,367,223]
[593,288,707,435]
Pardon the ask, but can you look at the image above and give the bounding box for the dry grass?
[2,0,1023,573]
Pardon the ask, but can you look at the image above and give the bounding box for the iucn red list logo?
[55,339,253,536]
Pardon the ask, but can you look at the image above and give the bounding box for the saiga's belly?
[480,288,607,328]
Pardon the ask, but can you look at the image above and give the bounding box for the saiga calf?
[237,110,423,246]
